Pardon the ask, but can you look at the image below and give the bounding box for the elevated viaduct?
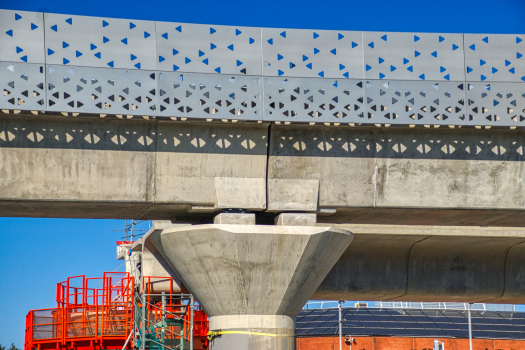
[2,9,525,349]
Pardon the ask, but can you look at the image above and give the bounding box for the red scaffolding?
[25,273,209,350]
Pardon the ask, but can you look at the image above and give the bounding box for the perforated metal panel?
[0,9,45,64]
[365,79,467,125]
[0,62,46,110]
[363,32,465,82]
[264,77,365,122]
[466,82,525,126]
[44,13,157,70]
[464,34,525,83]
[156,22,262,75]
[46,65,157,115]
[158,72,263,120]
[262,28,363,79]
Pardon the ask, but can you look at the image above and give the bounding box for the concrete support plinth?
[150,224,353,350]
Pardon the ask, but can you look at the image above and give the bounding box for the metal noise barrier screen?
[1,9,525,126]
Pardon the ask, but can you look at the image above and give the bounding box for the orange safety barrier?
[25,273,135,350]
[25,273,210,350]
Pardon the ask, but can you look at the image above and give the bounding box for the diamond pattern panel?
[262,28,363,79]
[44,13,157,70]
[363,32,465,82]
[0,9,45,64]
[264,77,365,122]
[46,65,157,115]
[0,62,46,110]
[365,80,467,125]
[464,34,525,83]
[466,82,525,126]
[158,72,263,120]
[156,22,261,76]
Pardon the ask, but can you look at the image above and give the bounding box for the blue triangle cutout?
[6,29,13,36]
[91,43,97,50]
[144,31,150,38]
[414,35,420,42]
[76,50,82,57]
[202,58,208,65]
[517,37,522,44]
[131,54,137,61]
[314,48,320,54]
[228,44,234,51]
[313,32,319,39]
[121,38,128,45]
[16,46,23,53]
[366,64,372,71]
[303,55,308,61]
[51,25,57,32]
[431,51,437,58]
[278,70,284,76]
[236,29,242,36]
[492,67,498,74]
[277,54,283,60]
[480,59,486,66]
[173,49,179,55]
[505,60,511,66]
[48,48,54,55]
[419,74,425,80]
[185,57,191,64]
[482,36,488,43]
[15,13,22,21]
[467,67,473,73]
[63,58,70,65]
[249,38,255,44]
[31,23,38,30]
[330,48,336,55]
[379,73,385,79]
[352,42,358,48]
[135,63,141,69]
[368,42,374,49]
[107,61,114,67]
[215,67,221,73]
[407,66,413,72]
[162,33,168,40]
[469,44,475,51]
[267,38,273,45]
[339,64,345,70]
[176,26,182,32]
[199,50,205,57]
[210,43,217,50]
[280,31,286,38]
[453,44,458,50]
[390,65,396,72]
[415,51,420,57]
[306,63,312,69]
[237,60,243,66]
[343,72,349,78]
[338,33,344,40]
[444,74,450,80]
[378,57,384,64]
[439,36,445,42]
[509,67,515,74]
[63,41,69,48]
[318,71,324,77]
[20,55,27,62]
[381,34,387,41]
[403,58,409,64]
[65,18,72,25]
[173,65,179,71]
[440,66,446,73]
[103,20,109,27]
[94,52,101,59]
[103,36,110,43]
[130,22,136,29]
[210,27,216,34]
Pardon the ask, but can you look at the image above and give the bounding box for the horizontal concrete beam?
[1,115,525,227]
[313,224,525,303]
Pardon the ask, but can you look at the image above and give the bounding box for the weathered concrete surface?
[149,224,353,350]
[313,224,525,303]
[2,115,525,226]
[268,125,525,226]
[274,213,317,226]
[0,115,268,219]
[214,212,256,225]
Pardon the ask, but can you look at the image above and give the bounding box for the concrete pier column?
[150,224,353,350]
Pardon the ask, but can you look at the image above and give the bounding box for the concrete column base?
[209,315,295,350]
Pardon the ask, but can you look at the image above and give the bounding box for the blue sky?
[1,0,525,347]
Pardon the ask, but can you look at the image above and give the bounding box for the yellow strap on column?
[207,330,293,341]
